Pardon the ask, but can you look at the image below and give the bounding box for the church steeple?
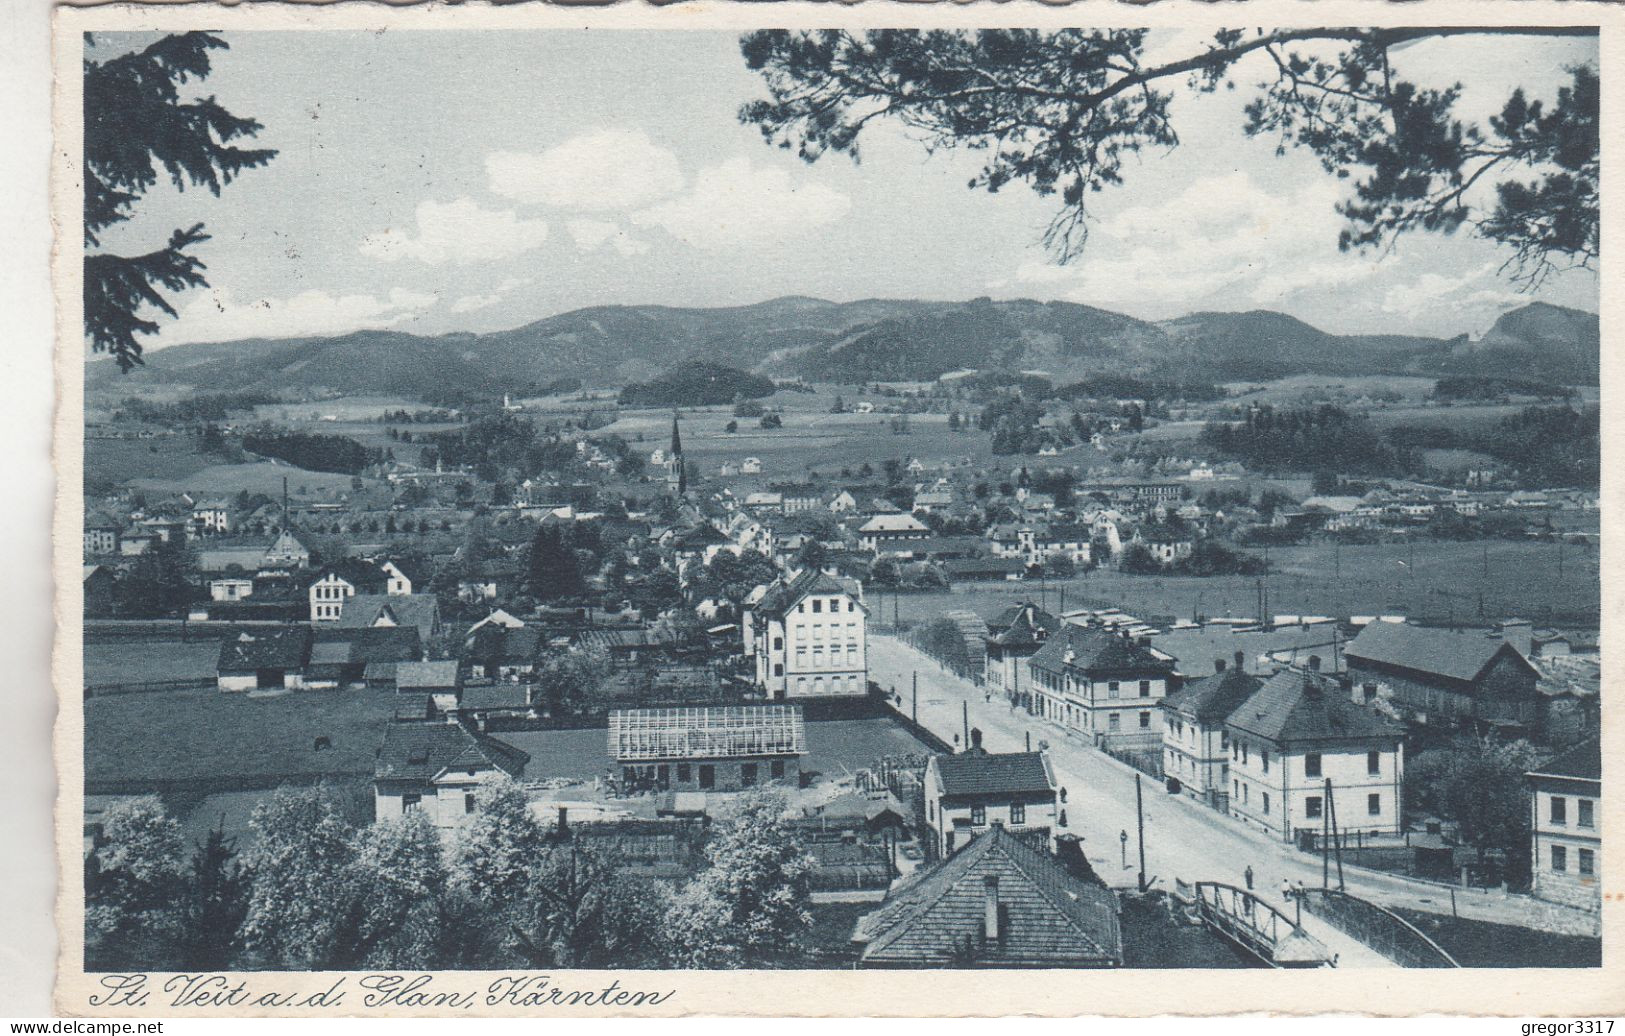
[671,411,686,495]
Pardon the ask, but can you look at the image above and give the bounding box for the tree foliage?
[739,28,1597,284]
[667,791,815,967]
[1407,736,1547,884]
[84,33,276,370]
[239,785,357,968]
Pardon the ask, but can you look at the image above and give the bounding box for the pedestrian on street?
[1281,877,1293,903]
[1296,879,1307,900]
[1244,865,1254,890]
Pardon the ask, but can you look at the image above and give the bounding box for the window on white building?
[1579,848,1595,876]
[1552,845,1568,872]
[1579,800,1595,828]
[1368,793,1381,816]
[1305,796,1323,819]
[1551,796,1568,825]
[1304,753,1321,778]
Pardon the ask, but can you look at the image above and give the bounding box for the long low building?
[608,705,807,793]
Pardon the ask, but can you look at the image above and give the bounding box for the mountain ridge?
[88,296,1599,399]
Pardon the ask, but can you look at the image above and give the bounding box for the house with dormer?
[1026,626,1176,748]
[373,721,529,828]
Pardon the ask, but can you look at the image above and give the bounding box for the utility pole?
[911,671,917,725]
[1135,773,1148,892]
[1327,777,1345,891]
[962,700,969,750]
[1321,780,1330,890]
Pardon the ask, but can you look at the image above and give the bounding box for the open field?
[600,385,991,480]
[85,688,399,792]
[883,538,1600,628]
[85,437,217,488]
[84,639,220,686]
[125,459,362,498]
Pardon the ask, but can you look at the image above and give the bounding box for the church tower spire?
[671,411,686,495]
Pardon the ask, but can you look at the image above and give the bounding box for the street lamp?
[1119,829,1129,870]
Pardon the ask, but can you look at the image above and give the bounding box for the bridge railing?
[1193,881,1330,967]
[1298,887,1460,968]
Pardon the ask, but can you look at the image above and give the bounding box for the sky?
[90,29,1600,350]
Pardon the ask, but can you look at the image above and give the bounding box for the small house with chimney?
[923,736,1059,858]
[373,721,529,828]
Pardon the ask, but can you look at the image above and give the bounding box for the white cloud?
[487,130,685,211]
[1380,262,1518,318]
[358,197,549,265]
[450,293,503,314]
[160,287,435,346]
[566,218,651,256]
[448,275,534,317]
[631,157,851,250]
[1004,170,1377,318]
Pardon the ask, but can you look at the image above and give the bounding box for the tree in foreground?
[85,796,187,966]
[239,785,356,968]
[330,810,449,969]
[448,775,546,915]
[83,32,276,370]
[739,28,1597,286]
[174,824,252,970]
[665,791,815,968]
[510,843,671,969]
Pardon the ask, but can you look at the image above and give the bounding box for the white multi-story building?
[748,569,868,699]
[1160,656,1259,811]
[1225,667,1406,842]
[1527,738,1600,912]
[1025,625,1176,749]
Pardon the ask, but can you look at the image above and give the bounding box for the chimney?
[1307,654,1322,672]
[1214,658,1227,673]
[983,875,1001,941]
[970,727,984,752]
[1498,618,1533,658]
[1234,650,1245,671]
[557,806,569,833]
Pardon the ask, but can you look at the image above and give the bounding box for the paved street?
[871,635,1599,941]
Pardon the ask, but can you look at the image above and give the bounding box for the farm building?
[1345,621,1541,738]
[608,705,807,792]
[216,627,312,691]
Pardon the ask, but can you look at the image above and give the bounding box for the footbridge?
[1297,887,1461,968]
[1188,882,1335,968]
